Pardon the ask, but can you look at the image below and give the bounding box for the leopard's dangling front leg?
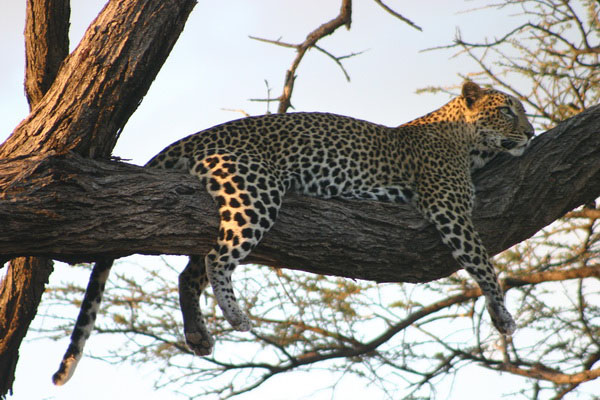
[204,247,251,331]
[418,189,516,335]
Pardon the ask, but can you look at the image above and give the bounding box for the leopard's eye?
[499,106,514,118]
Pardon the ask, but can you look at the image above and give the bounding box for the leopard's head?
[462,81,534,156]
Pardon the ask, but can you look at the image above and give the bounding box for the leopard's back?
[147,112,414,201]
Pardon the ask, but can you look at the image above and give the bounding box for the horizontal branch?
[498,363,600,386]
[1,105,600,283]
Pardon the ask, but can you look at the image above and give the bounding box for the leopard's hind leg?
[179,255,214,355]
[192,153,284,332]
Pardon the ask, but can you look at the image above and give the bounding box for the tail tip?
[52,355,78,386]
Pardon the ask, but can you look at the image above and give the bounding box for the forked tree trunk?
[0,0,196,397]
[0,0,70,394]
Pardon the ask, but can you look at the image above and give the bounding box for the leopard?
[53,81,534,385]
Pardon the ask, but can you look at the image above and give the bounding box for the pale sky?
[3,1,596,400]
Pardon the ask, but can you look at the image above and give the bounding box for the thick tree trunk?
[0,258,53,396]
[1,104,599,283]
[0,0,70,396]
[0,0,196,397]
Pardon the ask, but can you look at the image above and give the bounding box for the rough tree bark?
[0,0,196,397]
[0,0,70,395]
[0,1,195,160]
[24,0,70,107]
[1,104,599,283]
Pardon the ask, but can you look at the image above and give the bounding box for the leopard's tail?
[52,259,114,386]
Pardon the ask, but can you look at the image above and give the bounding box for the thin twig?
[313,46,366,82]
[220,108,250,118]
[372,0,422,31]
[248,35,297,49]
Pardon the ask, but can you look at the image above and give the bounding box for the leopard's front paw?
[493,314,516,336]
[226,311,251,332]
[487,302,516,335]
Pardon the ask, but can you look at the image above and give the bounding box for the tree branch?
[250,0,353,113]
[185,264,600,398]
[0,0,196,160]
[2,105,599,283]
[24,0,70,107]
[497,363,600,386]
[372,0,422,31]
[249,0,421,113]
[0,257,53,397]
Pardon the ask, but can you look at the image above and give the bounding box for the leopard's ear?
[462,81,483,109]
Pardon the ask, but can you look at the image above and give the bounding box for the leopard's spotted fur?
[53,82,533,384]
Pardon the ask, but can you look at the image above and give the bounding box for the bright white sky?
[4,1,597,400]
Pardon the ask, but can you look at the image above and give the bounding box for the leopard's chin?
[507,146,526,156]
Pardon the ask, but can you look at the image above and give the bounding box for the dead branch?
[372,0,422,31]
[249,0,422,113]
[249,0,353,113]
